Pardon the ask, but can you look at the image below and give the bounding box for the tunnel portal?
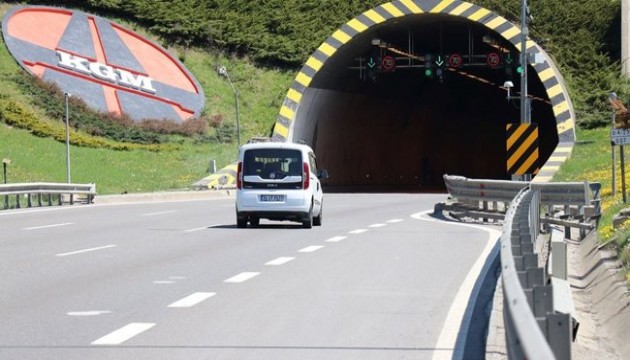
[272,1,576,192]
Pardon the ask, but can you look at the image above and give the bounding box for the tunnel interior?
[291,14,558,192]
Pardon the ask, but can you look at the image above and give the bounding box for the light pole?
[520,0,531,126]
[217,65,241,148]
[64,92,71,183]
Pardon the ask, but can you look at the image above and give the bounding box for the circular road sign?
[382,55,396,71]
[486,52,501,67]
[448,53,463,68]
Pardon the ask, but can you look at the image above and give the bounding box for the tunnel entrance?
[273,3,573,193]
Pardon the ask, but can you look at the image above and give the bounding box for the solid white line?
[266,257,295,266]
[224,272,260,283]
[184,226,213,232]
[168,292,216,308]
[298,245,324,253]
[412,211,501,360]
[91,323,155,345]
[369,223,387,228]
[325,236,347,243]
[142,210,176,216]
[348,229,368,234]
[386,219,404,223]
[24,222,73,230]
[56,245,117,257]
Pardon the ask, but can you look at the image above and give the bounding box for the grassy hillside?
[0,2,293,194]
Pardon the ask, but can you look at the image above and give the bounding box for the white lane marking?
[387,219,404,223]
[349,229,368,234]
[298,245,324,253]
[142,210,176,217]
[184,226,208,232]
[67,311,111,316]
[369,223,387,228]
[91,323,156,345]
[224,272,260,283]
[168,292,216,308]
[169,276,186,280]
[24,222,73,230]
[412,211,501,360]
[153,280,175,284]
[325,236,347,243]
[266,257,295,266]
[56,245,117,257]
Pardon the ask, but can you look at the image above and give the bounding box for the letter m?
[117,70,156,94]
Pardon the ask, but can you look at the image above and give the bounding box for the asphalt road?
[0,193,497,360]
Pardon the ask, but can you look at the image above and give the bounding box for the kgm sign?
[1,6,205,122]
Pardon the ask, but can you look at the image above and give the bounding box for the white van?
[235,142,327,228]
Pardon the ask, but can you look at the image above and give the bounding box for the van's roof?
[239,141,313,152]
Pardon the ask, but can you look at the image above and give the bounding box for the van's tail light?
[236,162,243,190]
[303,162,310,190]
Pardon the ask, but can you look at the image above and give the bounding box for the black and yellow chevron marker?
[506,123,539,175]
[273,0,576,147]
[196,162,238,189]
[531,143,573,183]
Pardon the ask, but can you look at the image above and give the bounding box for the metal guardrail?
[1,182,96,209]
[501,187,573,360]
[440,175,601,238]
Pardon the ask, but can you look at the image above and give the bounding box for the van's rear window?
[243,149,302,180]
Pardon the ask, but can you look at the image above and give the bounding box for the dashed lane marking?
[266,257,296,266]
[24,222,74,230]
[298,245,324,253]
[56,245,117,257]
[168,292,216,308]
[91,323,156,345]
[349,229,368,234]
[325,236,347,243]
[224,272,260,283]
[386,219,404,223]
[67,311,111,316]
[369,223,387,228]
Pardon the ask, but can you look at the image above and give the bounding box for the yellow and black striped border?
[194,163,237,189]
[507,123,539,175]
[271,0,576,182]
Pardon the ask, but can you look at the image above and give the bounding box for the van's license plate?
[260,194,285,202]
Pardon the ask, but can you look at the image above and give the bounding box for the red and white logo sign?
[1,6,205,122]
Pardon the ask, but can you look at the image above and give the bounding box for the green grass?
[553,126,630,284]
[0,124,237,193]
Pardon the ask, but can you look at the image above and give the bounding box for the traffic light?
[424,54,433,77]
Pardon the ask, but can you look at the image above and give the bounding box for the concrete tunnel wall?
[272,0,577,191]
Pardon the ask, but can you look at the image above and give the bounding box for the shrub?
[0,98,175,152]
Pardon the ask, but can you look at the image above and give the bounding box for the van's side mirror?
[318,169,329,180]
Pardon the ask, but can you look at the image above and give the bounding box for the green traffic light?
[516,66,523,74]
[425,69,432,77]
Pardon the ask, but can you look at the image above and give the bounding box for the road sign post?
[611,127,630,202]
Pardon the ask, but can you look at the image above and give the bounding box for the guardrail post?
[48,193,52,206]
[37,193,42,207]
[58,194,62,206]
[547,312,572,360]
[27,193,32,208]
[564,205,571,239]
[15,194,20,208]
